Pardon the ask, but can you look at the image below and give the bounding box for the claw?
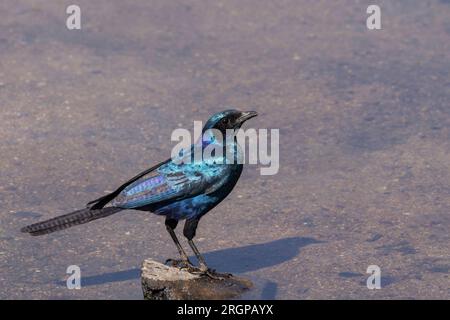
[165,259,231,280]
[194,268,232,280]
[165,258,193,269]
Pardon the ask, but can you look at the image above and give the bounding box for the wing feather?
[111,159,230,209]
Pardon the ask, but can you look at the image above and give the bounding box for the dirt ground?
[0,0,449,299]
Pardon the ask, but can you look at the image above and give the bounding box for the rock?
[141,259,252,300]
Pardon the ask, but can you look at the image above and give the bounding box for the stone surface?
[141,260,252,300]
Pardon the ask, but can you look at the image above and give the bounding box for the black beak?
[237,111,258,123]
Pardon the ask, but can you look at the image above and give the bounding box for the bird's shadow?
[65,236,321,287]
[203,236,321,274]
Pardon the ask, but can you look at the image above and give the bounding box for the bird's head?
[202,109,258,134]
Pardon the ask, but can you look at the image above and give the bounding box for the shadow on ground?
[204,236,321,273]
[67,236,321,287]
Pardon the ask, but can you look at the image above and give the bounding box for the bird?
[21,109,257,276]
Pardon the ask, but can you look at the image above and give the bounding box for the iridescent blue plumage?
[111,121,239,220]
[22,109,257,275]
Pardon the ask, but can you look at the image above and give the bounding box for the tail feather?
[21,207,122,236]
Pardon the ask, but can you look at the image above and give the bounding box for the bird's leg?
[164,218,192,269]
[187,239,208,272]
[184,218,231,280]
[166,227,192,268]
[187,239,231,280]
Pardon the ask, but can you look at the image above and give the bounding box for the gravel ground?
[0,0,449,299]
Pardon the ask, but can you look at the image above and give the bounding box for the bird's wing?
[87,158,171,209]
[110,158,231,209]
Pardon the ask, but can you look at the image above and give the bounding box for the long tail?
[20,207,122,236]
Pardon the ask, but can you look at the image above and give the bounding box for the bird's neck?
[195,131,243,165]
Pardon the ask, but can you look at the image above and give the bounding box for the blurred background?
[0,0,449,299]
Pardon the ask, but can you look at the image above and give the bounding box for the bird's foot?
[165,258,194,270]
[165,259,232,280]
[190,267,232,280]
